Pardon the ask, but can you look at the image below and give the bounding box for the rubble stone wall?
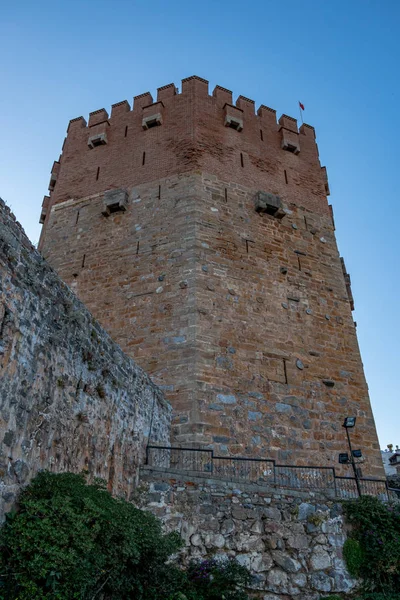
[139,468,358,600]
[0,198,171,519]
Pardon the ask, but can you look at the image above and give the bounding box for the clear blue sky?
[1,1,399,449]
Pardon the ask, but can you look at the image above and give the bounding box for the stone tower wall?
[38,76,383,477]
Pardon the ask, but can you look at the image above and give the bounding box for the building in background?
[381,446,400,476]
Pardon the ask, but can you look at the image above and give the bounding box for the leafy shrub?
[0,472,251,600]
[185,558,250,600]
[343,538,364,578]
[0,471,184,599]
[343,495,400,594]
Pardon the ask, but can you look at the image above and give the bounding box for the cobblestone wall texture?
[38,76,383,476]
[0,198,171,519]
[138,468,358,600]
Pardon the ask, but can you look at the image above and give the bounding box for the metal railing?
[145,445,393,500]
[335,476,390,499]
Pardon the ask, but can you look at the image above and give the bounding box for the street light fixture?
[339,453,350,464]
[341,416,362,497]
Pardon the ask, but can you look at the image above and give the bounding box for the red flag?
[299,101,305,111]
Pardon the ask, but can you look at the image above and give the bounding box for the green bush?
[0,472,250,600]
[0,471,184,599]
[343,495,400,595]
[343,538,364,578]
[184,558,250,600]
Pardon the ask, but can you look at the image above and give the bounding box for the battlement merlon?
[48,161,60,192]
[88,109,109,127]
[111,100,131,118]
[213,85,233,106]
[321,166,330,195]
[157,83,177,102]
[257,105,278,129]
[39,195,50,224]
[236,95,256,114]
[133,92,153,111]
[181,75,209,96]
[67,116,87,133]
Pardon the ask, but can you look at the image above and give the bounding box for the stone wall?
[39,170,383,476]
[0,198,171,519]
[138,468,357,600]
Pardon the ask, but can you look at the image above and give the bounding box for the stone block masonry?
[138,468,358,600]
[0,198,171,519]
[38,75,384,477]
[40,171,383,476]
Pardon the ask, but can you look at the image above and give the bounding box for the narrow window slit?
[260,129,263,141]
[283,359,288,384]
[224,188,228,203]
[284,169,288,184]
[158,185,161,199]
[136,241,140,255]
[240,153,244,168]
[124,126,128,137]
[96,167,100,181]
[142,152,146,166]
[75,210,80,225]
[81,254,86,268]
[297,256,302,271]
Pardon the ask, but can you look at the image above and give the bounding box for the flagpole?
[298,101,304,125]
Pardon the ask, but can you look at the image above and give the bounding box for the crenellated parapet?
[63,76,317,147]
[39,75,330,229]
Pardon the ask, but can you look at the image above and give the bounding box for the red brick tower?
[38,76,383,476]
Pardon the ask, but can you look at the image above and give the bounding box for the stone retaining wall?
[0,198,171,519]
[138,468,357,600]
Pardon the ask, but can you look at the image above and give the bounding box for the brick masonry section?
[38,76,328,243]
[0,198,171,519]
[38,75,383,478]
[137,467,358,600]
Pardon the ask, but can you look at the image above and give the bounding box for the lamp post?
[342,417,362,498]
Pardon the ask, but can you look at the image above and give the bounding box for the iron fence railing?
[335,476,390,499]
[145,445,393,500]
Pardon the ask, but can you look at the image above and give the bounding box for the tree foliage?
[343,495,400,595]
[0,472,250,600]
[184,558,250,600]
